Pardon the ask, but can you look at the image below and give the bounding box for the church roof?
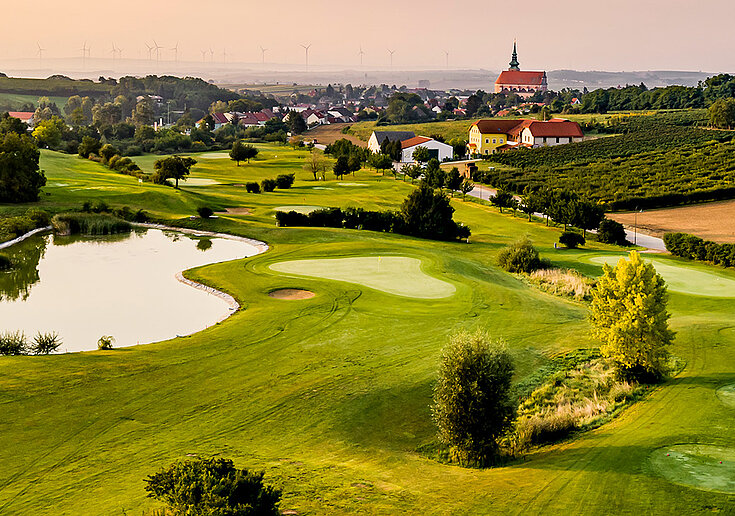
[495,70,546,86]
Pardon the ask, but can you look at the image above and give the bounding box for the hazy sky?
[2,0,733,71]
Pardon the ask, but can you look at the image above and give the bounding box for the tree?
[348,154,362,176]
[405,163,422,184]
[460,179,474,200]
[132,99,155,126]
[708,98,735,129]
[369,153,393,175]
[275,173,295,189]
[432,330,515,465]
[152,155,197,188]
[0,113,29,135]
[496,239,542,273]
[333,155,350,179]
[230,140,248,166]
[559,231,585,248]
[598,218,628,246]
[401,183,465,240]
[0,132,45,203]
[32,116,65,148]
[78,136,101,158]
[446,167,462,197]
[590,251,675,381]
[412,146,430,164]
[573,200,605,238]
[286,111,307,134]
[144,457,281,516]
[304,149,328,180]
[491,189,514,214]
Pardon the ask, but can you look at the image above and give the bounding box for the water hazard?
[0,228,260,352]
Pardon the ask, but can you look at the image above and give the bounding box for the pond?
[0,228,261,353]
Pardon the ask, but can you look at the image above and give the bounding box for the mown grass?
[0,145,733,514]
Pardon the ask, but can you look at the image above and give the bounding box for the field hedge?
[663,232,735,268]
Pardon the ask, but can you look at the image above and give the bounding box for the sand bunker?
[337,182,368,187]
[590,256,735,298]
[221,208,252,215]
[268,288,316,300]
[649,444,735,494]
[198,152,230,159]
[269,256,456,299]
[716,384,735,409]
[179,178,221,186]
[274,206,324,214]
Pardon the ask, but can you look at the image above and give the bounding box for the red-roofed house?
[494,42,547,98]
[468,118,583,155]
[400,136,453,163]
[7,111,35,128]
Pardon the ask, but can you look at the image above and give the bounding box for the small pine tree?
[589,251,675,381]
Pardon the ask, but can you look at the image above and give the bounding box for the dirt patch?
[305,123,367,147]
[268,289,315,300]
[220,207,252,215]
[609,199,735,243]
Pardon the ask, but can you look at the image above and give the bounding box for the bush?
[245,181,261,193]
[113,206,149,223]
[497,239,543,273]
[0,254,11,270]
[97,335,114,350]
[308,207,344,227]
[144,457,281,516]
[664,232,735,268]
[0,331,28,355]
[597,218,628,246]
[261,178,277,192]
[197,207,214,219]
[559,231,586,248]
[432,330,515,466]
[275,210,309,227]
[275,173,295,189]
[31,332,62,354]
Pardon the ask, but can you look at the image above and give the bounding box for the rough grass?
[528,268,595,301]
[51,212,131,236]
[0,146,733,514]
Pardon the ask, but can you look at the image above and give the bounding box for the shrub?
[31,331,62,354]
[97,335,115,350]
[245,181,261,193]
[275,173,295,189]
[559,231,586,249]
[261,178,277,192]
[144,457,281,516]
[0,254,11,270]
[497,239,542,273]
[664,232,735,268]
[26,208,50,227]
[197,207,214,219]
[113,206,149,223]
[308,207,344,227]
[92,200,109,213]
[275,210,309,227]
[597,218,629,246]
[432,330,515,465]
[0,331,28,355]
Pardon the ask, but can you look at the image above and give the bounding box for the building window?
[556,137,559,143]
[485,138,489,144]
[484,149,488,155]
[492,138,496,144]
[500,138,504,143]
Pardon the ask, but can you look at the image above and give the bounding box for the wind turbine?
[260,46,267,64]
[145,42,153,61]
[387,48,395,69]
[222,48,227,64]
[153,40,162,62]
[110,43,117,68]
[209,48,215,62]
[80,41,89,69]
[301,43,311,71]
[200,49,207,63]
[171,42,179,63]
[36,42,45,69]
[358,46,365,67]
[444,50,449,69]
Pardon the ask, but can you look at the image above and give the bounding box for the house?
[210,112,231,130]
[367,130,416,153]
[7,111,35,128]
[468,118,583,155]
[400,136,453,163]
[467,120,521,155]
[494,42,547,98]
[306,111,327,126]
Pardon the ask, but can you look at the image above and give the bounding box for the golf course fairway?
[269,256,456,298]
[0,146,733,514]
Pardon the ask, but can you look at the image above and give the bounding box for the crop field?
[609,199,735,243]
[0,146,734,514]
[0,93,69,111]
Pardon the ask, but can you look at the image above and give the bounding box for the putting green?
[649,444,735,494]
[716,384,735,408]
[269,256,456,299]
[590,256,735,297]
[274,205,324,214]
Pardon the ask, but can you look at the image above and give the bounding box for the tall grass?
[529,268,594,301]
[0,331,28,355]
[51,213,132,236]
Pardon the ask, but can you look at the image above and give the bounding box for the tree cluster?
[663,232,735,268]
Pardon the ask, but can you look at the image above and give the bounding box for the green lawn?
[0,145,734,514]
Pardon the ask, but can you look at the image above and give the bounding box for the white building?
[400,136,453,163]
[367,130,416,153]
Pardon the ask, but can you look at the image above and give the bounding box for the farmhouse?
[7,111,35,128]
[400,136,453,163]
[367,130,416,153]
[468,118,583,155]
[494,42,547,98]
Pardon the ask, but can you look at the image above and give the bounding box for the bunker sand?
[268,289,316,300]
[269,256,456,299]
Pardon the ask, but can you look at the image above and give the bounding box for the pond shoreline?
[0,226,52,250]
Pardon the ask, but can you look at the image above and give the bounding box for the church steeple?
[509,40,520,70]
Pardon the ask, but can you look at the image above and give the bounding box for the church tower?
[509,41,520,71]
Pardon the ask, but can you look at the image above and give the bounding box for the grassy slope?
[0,147,733,514]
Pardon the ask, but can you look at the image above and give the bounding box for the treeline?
[276,184,470,242]
[479,140,735,211]
[663,233,735,268]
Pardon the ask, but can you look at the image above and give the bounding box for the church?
[494,42,547,98]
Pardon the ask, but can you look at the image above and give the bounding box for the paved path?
[465,184,667,250]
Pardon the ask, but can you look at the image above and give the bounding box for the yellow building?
[467,120,521,155]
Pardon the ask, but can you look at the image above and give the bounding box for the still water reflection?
[0,229,259,352]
